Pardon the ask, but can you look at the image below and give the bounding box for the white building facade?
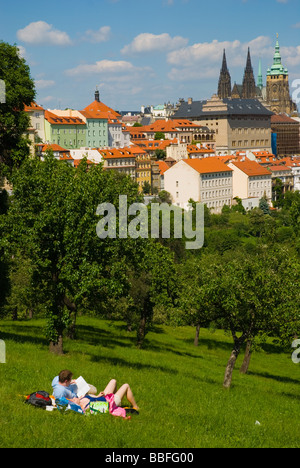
[164,158,233,213]
[228,159,272,205]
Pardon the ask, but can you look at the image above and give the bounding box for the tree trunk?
[194,324,200,346]
[64,295,77,340]
[223,346,240,389]
[49,335,63,355]
[137,314,146,349]
[12,306,18,321]
[240,340,252,374]
[27,309,33,320]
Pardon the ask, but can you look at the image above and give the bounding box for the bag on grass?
[89,398,109,415]
[25,391,52,409]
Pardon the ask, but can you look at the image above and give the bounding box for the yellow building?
[129,146,152,192]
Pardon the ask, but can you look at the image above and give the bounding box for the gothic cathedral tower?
[242,48,257,99]
[266,35,297,115]
[217,50,232,99]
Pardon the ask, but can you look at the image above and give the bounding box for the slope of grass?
[0,317,299,448]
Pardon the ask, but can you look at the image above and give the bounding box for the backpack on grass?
[25,391,52,409]
[89,399,109,415]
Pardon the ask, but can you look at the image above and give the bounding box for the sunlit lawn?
[0,317,299,448]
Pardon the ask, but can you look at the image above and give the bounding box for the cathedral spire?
[267,34,288,76]
[242,47,257,99]
[217,49,232,99]
[257,58,263,91]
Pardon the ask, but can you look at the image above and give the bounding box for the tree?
[154,132,165,140]
[210,248,300,388]
[0,189,10,311]
[157,190,172,204]
[1,154,142,353]
[176,255,218,346]
[259,196,270,215]
[142,181,151,195]
[0,41,35,168]
[273,178,284,208]
[125,241,178,348]
[154,149,166,160]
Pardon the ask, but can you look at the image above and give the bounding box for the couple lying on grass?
[52,370,139,419]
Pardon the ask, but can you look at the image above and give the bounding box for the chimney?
[95,88,100,102]
[188,97,193,105]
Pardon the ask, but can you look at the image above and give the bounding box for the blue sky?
[0,0,299,111]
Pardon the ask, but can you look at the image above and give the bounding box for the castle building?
[266,36,297,115]
[231,48,262,100]
[217,36,297,116]
[241,48,257,99]
[217,50,232,99]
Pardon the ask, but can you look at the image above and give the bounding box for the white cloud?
[65,59,153,84]
[121,32,188,55]
[17,21,72,46]
[66,59,135,75]
[168,66,220,82]
[83,26,111,43]
[35,79,55,90]
[281,45,300,67]
[167,39,243,67]
[16,45,27,59]
[166,35,300,86]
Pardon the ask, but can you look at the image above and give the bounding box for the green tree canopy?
[0,41,35,169]
[1,154,142,353]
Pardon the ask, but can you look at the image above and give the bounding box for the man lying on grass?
[52,370,139,419]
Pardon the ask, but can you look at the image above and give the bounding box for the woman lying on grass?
[52,370,139,419]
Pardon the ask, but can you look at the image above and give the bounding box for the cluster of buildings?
[23,36,300,214]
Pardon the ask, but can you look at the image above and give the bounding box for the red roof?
[98,148,136,159]
[269,165,291,172]
[183,158,232,174]
[230,160,271,176]
[271,114,299,124]
[157,161,170,175]
[24,102,44,112]
[42,144,70,153]
[82,100,120,119]
[45,110,85,125]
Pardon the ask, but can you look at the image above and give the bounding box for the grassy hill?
[0,316,299,448]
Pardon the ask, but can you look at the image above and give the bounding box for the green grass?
[0,317,300,448]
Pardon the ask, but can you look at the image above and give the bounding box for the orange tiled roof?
[42,144,70,153]
[271,114,299,124]
[230,159,271,176]
[252,151,275,158]
[183,157,232,174]
[98,148,137,159]
[279,156,300,167]
[45,110,85,125]
[129,119,204,136]
[82,100,121,119]
[269,165,291,172]
[24,102,44,112]
[73,159,95,167]
[134,139,177,151]
[187,144,214,154]
[157,161,170,175]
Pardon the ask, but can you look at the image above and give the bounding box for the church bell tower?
[266,35,296,115]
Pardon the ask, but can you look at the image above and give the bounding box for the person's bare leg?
[115,383,139,409]
[103,379,117,395]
